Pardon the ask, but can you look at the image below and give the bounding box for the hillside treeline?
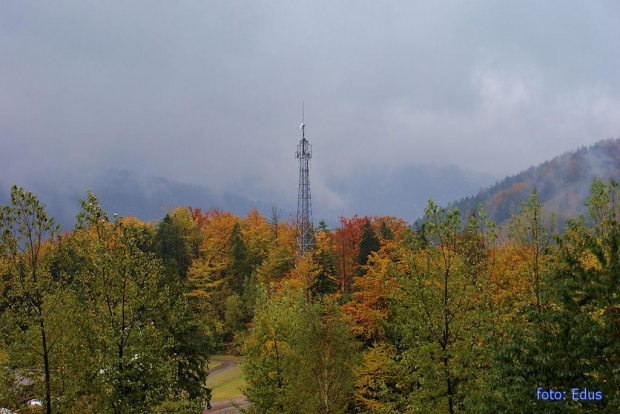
[450,138,620,226]
[1,179,619,413]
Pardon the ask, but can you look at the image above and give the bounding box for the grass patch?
[208,360,246,401]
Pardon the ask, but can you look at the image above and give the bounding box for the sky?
[1,1,619,216]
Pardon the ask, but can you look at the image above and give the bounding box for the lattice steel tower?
[296,116,313,255]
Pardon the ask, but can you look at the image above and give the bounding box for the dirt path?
[205,397,250,413]
[207,358,237,376]
[204,358,249,414]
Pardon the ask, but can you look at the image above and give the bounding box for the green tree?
[508,189,554,310]
[154,213,191,283]
[152,211,211,403]
[357,220,380,269]
[154,209,216,406]
[171,207,203,263]
[310,229,338,297]
[228,222,250,295]
[243,286,358,413]
[492,179,620,413]
[395,200,495,413]
[290,296,358,413]
[225,293,248,335]
[482,190,556,412]
[378,219,394,241]
[256,246,295,285]
[72,191,209,412]
[0,186,68,414]
[242,287,293,413]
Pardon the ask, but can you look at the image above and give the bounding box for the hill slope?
[325,164,495,222]
[447,138,620,227]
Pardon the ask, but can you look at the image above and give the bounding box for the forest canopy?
[1,179,619,413]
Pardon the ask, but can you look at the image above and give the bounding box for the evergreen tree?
[378,219,394,241]
[153,213,211,406]
[318,220,330,232]
[357,220,380,270]
[268,206,283,247]
[228,222,249,295]
[256,246,295,285]
[154,213,191,283]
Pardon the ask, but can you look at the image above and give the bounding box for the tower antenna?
[296,103,313,256]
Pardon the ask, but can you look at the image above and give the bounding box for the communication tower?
[296,110,313,255]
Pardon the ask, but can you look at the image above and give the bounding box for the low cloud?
[1,1,618,210]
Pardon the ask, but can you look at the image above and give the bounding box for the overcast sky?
[2,1,619,210]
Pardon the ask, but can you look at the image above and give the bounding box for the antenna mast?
[296,103,313,255]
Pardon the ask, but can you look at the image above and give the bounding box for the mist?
[1,1,619,223]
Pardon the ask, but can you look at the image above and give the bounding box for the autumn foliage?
[2,179,619,412]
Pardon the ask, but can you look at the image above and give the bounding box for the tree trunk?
[40,318,52,414]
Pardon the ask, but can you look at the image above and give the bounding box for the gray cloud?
[1,1,619,214]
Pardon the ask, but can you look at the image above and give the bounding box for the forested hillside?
[2,179,619,412]
[448,138,620,227]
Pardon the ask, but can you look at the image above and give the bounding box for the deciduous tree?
[395,200,495,413]
[0,186,68,414]
[492,179,620,413]
[72,191,209,412]
[243,286,358,413]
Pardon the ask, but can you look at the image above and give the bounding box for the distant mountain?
[325,164,496,223]
[1,164,497,230]
[447,138,620,227]
[0,170,274,230]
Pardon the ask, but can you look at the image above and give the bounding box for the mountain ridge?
[446,137,620,227]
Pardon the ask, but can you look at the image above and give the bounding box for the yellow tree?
[187,210,239,336]
[353,342,404,414]
[342,252,400,343]
[242,208,272,270]
[280,253,319,300]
